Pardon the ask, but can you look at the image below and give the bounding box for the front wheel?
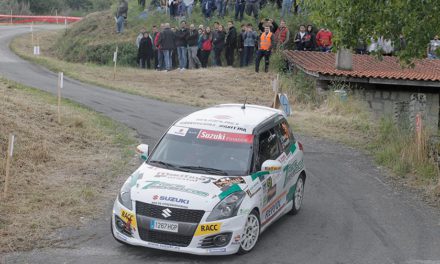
[288,174,305,215]
[237,210,260,254]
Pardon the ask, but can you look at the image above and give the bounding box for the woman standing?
[138,32,154,69]
[213,24,226,66]
[200,27,213,68]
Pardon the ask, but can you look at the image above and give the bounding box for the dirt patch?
[0,79,137,253]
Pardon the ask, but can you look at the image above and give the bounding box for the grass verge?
[0,78,138,253]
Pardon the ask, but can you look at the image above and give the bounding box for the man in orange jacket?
[255,25,274,73]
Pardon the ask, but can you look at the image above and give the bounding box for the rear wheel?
[237,210,260,254]
[288,174,305,215]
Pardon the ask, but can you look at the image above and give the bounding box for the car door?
[255,124,287,225]
[274,119,304,197]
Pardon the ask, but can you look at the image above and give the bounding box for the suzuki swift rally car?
[111,104,306,255]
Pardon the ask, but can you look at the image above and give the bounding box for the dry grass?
[0,79,137,253]
[12,30,276,108]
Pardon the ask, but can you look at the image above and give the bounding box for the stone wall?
[354,85,439,131]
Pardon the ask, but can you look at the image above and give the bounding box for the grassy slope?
[0,78,138,253]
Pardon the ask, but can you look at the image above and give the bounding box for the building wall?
[353,84,439,131]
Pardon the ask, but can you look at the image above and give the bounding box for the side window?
[275,120,295,154]
[257,127,281,170]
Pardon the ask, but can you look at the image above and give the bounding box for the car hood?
[129,163,251,211]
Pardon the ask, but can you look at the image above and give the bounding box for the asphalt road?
[1,25,440,264]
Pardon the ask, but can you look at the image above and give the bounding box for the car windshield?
[148,126,254,176]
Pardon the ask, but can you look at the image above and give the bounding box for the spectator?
[245,0,259,22]
[115,0,128,34]
[243,23,258,66]
[235,0,245,21]
[238,24,246,67]
[378,36,393,56]
[216,0,225,18]
[136,28,147,48]
[171,27,178,68]
[213,25,226,66]
[211,22,220,66]
[197,27,204,63]
[151,25,160,69]
[280,0,292,18]
[355,38,367,54]
[138,32,154,69]
[316,28,332,52]
[158,23,176,71]
[183,0,194,19]
[187,24,202,69]
[169,0,178,18]
[274,20,290,50]
[258,18,278,33]
[176,0,187,21]
[427,35,440,59]
[303,24,316,51]
[200,27,213,68]
[155,24,163,70]
[255,25,273,73]
[294,25,308,51]
[202,0,216,21]
[175,21,189,70]
[139,0,146,8]
[225,21,237,66]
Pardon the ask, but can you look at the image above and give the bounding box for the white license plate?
[150,219,179,233]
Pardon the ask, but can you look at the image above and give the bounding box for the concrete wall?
[354,85,439,131]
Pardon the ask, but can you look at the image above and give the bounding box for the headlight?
[118,179,133,210]
[207,191,246,221]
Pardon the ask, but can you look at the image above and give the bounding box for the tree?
[307,0,440,62]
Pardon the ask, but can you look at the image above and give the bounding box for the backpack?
[202,39,212,51]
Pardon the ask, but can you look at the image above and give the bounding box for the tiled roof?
[283,50,440,82]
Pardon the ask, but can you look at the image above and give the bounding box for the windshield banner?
[197,130,254,144]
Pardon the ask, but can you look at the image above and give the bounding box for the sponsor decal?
[194,222,222,236]
[246,181,261,198]
[262,191,287,225]
[197,130,254,144]
[154,171,216,183]
[246,188,261,198]
[152,195,190,205]
[287,183,297,202]
[120,209,137,230]
[142,181,209,197]
[238,208,251,215]
[276,152,288,163]
[213,115,232,120]
[266,184,277,204]
[208,248,226,253]
[218,124,247,133]
[178,121,216,127]
[283,160,304,188]
[167,126,189,137]
[213,177,246,188]
[147,242,181,250]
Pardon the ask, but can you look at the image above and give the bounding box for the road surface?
[1,25,439,264]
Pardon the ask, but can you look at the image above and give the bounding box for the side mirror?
[136,144,149,161]
[261,160,282,172]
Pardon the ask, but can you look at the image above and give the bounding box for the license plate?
[150,219,179,233]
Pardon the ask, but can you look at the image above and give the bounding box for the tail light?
[297,141,304,151]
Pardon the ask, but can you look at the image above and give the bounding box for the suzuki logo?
[161,208,172,218]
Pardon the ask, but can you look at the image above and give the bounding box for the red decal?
[197,130,254,144]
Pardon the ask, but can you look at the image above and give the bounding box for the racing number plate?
[150,219,179,233]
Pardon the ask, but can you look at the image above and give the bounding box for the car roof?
[174,104,285,134]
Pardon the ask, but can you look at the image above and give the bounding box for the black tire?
[237,209,261,255]
[288,173,305,215]
[110,217,132,246]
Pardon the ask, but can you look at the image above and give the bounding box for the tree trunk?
[335,48,353,71]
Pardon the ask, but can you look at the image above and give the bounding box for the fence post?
[113,46,118,80]
[3,134,15,199]
[57,72,63,124]
[56,9,59,24]
[10,9,13,25]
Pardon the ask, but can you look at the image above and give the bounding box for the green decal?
[287,183,297,202]
[130,171,143,187]
[142,181,209,197]
[219,184,242,200]
[251,171,270,181]
[282,159,304,188]
[290,143,297,154]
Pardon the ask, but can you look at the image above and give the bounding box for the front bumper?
[111,199,247,255]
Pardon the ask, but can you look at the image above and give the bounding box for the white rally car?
[111,104,306,255]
